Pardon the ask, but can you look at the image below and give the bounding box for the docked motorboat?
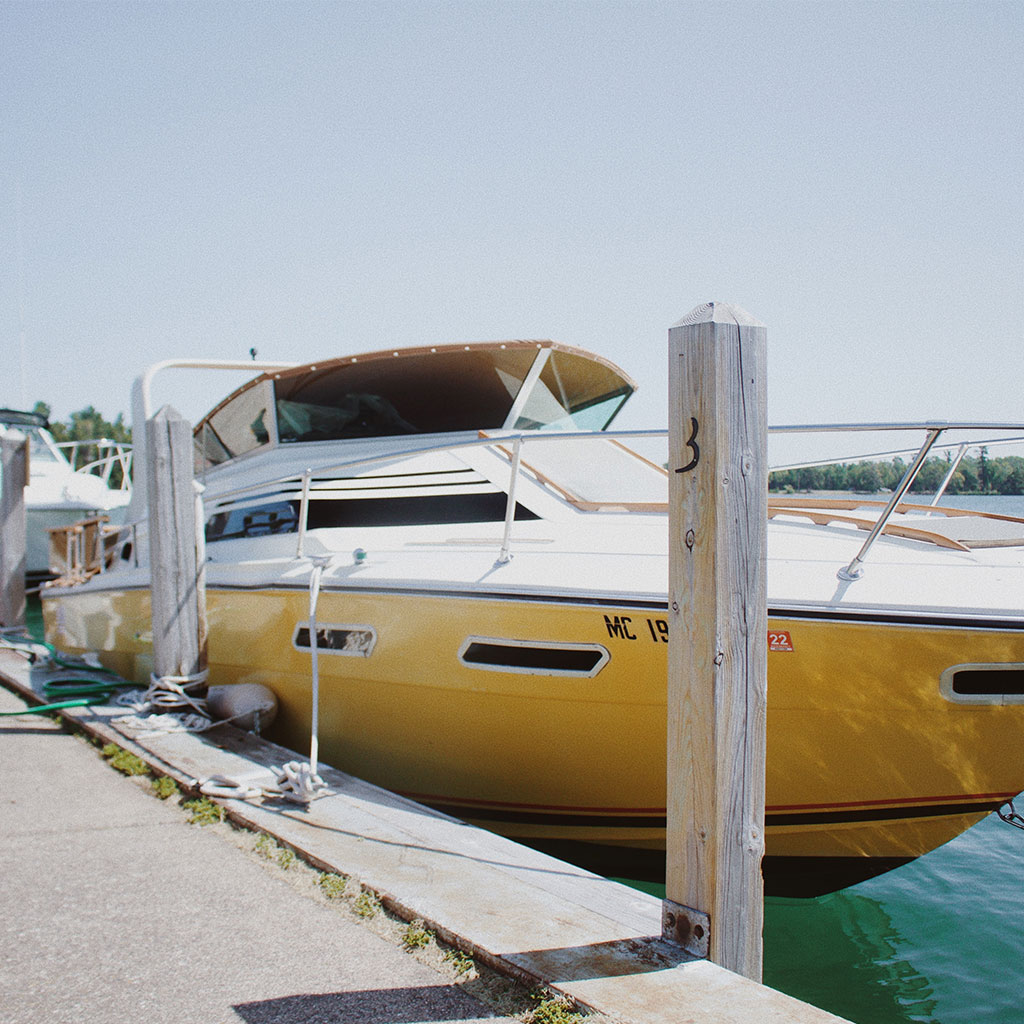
[0,409,131,579]
[39,342,1024,871]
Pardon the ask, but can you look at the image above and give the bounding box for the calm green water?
[25,593,43,641]
[763,810,1024,1023]
[617,812,1024,1024]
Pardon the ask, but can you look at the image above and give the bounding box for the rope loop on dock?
[146,670,210,717]
[199,773,265,800]
[272,759,328,803]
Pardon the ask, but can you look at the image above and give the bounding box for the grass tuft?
[255,833,278,859]
[402,919,434,951]
[100,742,149,777]
[443,948,475,977]
[151,775,179,799]
[183,797,223,825]
[317,872,348,899]
[528,994,585,1024]
[353,891,381,919]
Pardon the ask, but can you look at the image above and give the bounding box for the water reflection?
[764,797,1024,1024]
[764,890,937,1023]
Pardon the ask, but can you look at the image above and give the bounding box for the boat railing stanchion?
[308,560,324,774]
[495,436,523,566]
[296,470,312,558]
[838,427,944,581]
[930,442,969,508]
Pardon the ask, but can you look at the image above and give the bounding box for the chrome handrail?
[496,437,523,566]
[57,439,134,489]
[930,444,970,507]
[768,434,1024,474]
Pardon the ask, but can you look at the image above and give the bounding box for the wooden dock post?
[663,302,768,981]
[146,406,207,688]
[0,432,29,629]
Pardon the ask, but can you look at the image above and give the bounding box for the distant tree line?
[33,401,132,489]
[769,450,1024,496]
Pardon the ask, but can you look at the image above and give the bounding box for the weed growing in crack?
[183,797,223,825]
[402,919,434,951]
[100,742,149,776]
[353,891,381,918]
[317,872,348,899]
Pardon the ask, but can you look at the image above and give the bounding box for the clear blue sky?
[2,1,1021,451]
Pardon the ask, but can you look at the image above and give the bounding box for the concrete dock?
[0,647,849,1023]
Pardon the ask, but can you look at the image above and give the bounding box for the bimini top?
[194,341,636,470]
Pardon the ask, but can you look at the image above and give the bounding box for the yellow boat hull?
[43,585,1024,860]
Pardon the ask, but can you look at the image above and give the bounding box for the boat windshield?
[0,423,63,464]
[512,350,632,431]
[26,428,63,464]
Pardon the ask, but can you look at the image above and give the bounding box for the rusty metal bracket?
[661,898,710,959]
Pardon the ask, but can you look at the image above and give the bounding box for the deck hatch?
[940,663,1024,704]
[293,623,377,657]
[459,637,609,677]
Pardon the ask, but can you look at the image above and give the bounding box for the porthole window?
[292,623,377,658]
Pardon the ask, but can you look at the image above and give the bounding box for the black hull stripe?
[429,804,667,828]
[772,607,1024,632]
[427,800,1000,830]
[766,800,998,826]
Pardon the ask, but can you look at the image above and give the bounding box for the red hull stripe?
[401,789,1017,818]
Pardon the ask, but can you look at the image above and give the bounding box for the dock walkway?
[0,648,847,1023]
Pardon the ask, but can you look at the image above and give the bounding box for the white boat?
[39,342,1024,880]
[0,409,131,579]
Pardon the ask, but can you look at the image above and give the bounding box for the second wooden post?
[146,405,207,689]
[0,432,28,629]
[663,301,768,980]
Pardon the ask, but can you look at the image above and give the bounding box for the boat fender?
[206,683,279,732]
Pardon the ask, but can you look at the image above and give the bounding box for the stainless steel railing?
[106,420,1024,581]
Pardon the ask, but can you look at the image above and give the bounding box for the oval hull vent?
[940,663,1024,704]
[459,637,609,677]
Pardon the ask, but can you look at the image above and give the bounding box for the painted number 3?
[675,417,700,474]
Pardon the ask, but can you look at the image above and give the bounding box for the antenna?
[16,184,28,410]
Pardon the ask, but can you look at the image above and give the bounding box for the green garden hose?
[0,697,100,716]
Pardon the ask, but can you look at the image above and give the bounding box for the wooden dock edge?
[0,651,850,1024]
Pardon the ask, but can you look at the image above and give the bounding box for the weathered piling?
[0,431,29,628]
[145,405,207,687]
[664,302,768,980]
